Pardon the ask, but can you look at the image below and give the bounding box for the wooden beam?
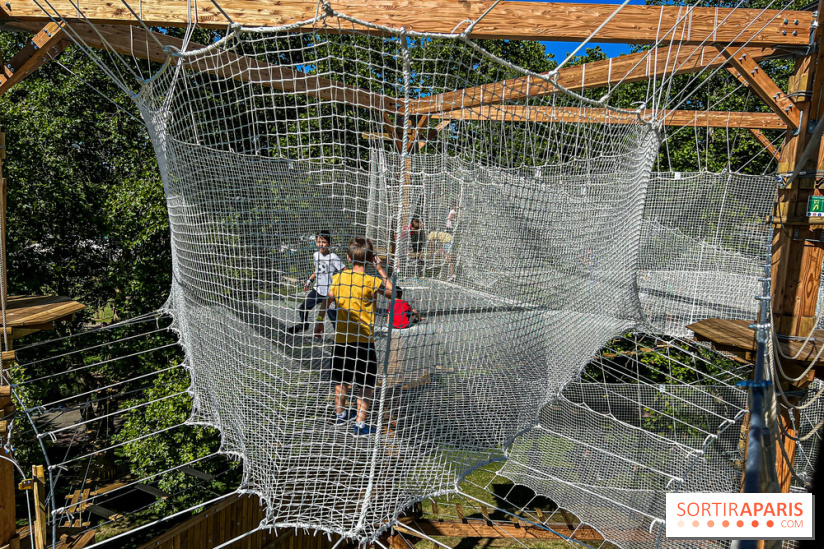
[721,48,800,130]
[410,45,778,115]
[749,128,782,161]
[0,1,813,46]
[773,61,822,338]
[431,105,789,130]
[0,22,67,96]
[395,519,620,542]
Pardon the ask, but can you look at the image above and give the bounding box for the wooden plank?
[395,519,611,542]
[479,505,490,524]
[687,318,824,367]
[0,22,67,96]
[430,105,789,130]
[721,48,800,130]
[179,465,214,481]
[1,296,84,328]
[89,480,131,497]
[134,495,240,549]
[687,318,757,351]
[78,488,91,512]
[133,483,171,500]
[206,508,215,548]
[410,46,778,114]
[85,505,121,521]
[59,530,95,549]
[64,490,81,514]
[0,1,812,46]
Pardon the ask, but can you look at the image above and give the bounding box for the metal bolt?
[794,19,799,25]
[783,30,788,35]
[31,43,38,50]
[793,30,798,36]
[784,18,789,24]
[3,2,9,8]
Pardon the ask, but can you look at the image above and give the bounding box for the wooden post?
[769,1,824,494]
[32,465,46,549]
[0,387,17,549]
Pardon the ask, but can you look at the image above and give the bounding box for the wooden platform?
[2,295,85,344]
[687,318,824,376]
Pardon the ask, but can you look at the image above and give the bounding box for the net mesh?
[502,333,751,549]
[137,24,660,541]
[639,172,774,336]
[29,9,816,548]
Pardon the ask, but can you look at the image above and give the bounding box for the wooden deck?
[2,295,85,344]
[687,318,824,376]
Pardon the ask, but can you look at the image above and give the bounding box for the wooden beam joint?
[721,48,800,130]
[0,22,67,96]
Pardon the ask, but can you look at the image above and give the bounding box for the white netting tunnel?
[33,8,807,548]
[136,22,663,542]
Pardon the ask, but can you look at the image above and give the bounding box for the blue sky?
[521,0,647,62]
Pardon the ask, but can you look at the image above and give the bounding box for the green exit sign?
[809,196,824,217]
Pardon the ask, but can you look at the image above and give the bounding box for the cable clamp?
[748,323,770,330]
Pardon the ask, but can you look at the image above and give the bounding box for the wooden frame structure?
[0,0,822,547]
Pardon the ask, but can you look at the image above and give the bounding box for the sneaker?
[353,423,377,437]
[333,409,355,425]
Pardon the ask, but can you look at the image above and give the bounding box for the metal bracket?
[808,119,818,134]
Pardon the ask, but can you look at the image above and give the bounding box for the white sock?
[355,421,365,428]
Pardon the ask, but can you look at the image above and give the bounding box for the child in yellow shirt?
[322,237,393,436]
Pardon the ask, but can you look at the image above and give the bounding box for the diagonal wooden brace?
[749,128,782,161]
[0,22,67,96]
[721,47,800,130]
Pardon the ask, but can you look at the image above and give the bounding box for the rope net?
[134,22,662,542]
[8,3,821,548]
[640,172,774,336]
